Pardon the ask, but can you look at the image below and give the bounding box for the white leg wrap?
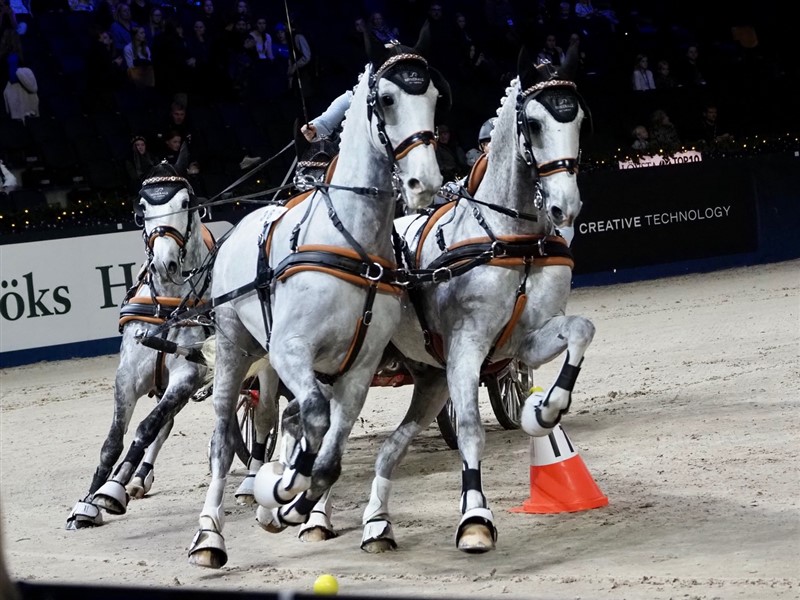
[200,477,226,531]
[362,476,392,524]
[65,499,104,530]
[254,461,297,509]
[455,506,497,547]
[299,488,334,537]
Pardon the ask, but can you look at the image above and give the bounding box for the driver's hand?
[301,123,317,142]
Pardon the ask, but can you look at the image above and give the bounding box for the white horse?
[358,46,595,552]
[187,30,447,568]
[66,162,214,529]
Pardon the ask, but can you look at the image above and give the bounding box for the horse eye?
[527,121,542,135]
[381,95,394,107]
[182,199,189,209]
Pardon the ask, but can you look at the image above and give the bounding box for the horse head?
[361,25,447,210]
[136,161,202,281]
[515,44,585,229]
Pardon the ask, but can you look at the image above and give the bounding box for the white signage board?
[618,150,703,170]
[0,222,232,355]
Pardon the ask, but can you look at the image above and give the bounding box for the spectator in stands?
[158,100,195,144]
[630,124,650,151]
[110,2,136,52]
[249,16,273,61]
[649,108,681,152]
[68,0,94,11]
[1,158,19,192]
[688,103,734,148]
[6,0,28,36]
[225,0,251,33]
[129,0,150,31]
[368,11,399,44]
[0,0,18,39]
[143,7,165,46]
[199,0,225,41]
[1,28,37,122]
[124,134,156,194]
[537,33,565,67]
[654,59,679,89]
[186,18,223,98]
[631,54,655,91]
[435,124,469,183]
[160,130,200,175]
[86,28,127,110]
[124,25,155,87]
[677,45,707,88]
[152,20,192,100]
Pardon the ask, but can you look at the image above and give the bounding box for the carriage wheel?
[484,360,532,430]
[233,376,280,467]
[435,398,459,450]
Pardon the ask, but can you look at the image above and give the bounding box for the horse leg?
[251,344,329,512]
[235,365,281,505]
[361,362,449,553]
[189,317,257,569]
[127,414,174,499]
[519,315,595,437]
[65,373,138,530]
[273,367,373,533]
[255,397,302,532]
[94,372,196,513]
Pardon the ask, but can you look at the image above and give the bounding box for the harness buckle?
[491,241,507,257]
[538,237,548,257]
[393,269,411,287]
[362,262,385,282]
[432,267,452,284]
[363,310,373,326]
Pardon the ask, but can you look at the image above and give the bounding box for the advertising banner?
[0,222,231,360]
[571,160,758,274]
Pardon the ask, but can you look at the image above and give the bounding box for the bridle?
[516,79,582,210]
[366,52,439,197]
[137,175,202,264]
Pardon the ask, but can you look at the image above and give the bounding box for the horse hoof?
[256,505,286,534]
[361,519,397,553]
[126,482,146,500]
[188,548,227,569]
[457,524,495,554]
[361,539,396,554]
[93,481,129,515]
[127,470,154,499]
[235,473,256,506]
[188,528,228,568]
[298,526,335,543]
[235,494,256,506]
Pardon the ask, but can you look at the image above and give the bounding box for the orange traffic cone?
[511,422,608,514]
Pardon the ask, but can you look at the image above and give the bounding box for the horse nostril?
[550,206,564,223]
[407,178,421,191]
[167,261,179,275]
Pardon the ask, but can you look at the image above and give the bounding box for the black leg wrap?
[250,442,267,465]
[461,463,486,513]
[461,464,482,493]
[134,461,153,480]
[294,444,317,477]
[555,353,583,392]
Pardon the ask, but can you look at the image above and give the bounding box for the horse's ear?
[364,28,389,68]
[517,46,544,90]
[557,44,580,81]
[413,20,431,58]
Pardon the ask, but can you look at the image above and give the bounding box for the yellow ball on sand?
[313,574,339,596]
